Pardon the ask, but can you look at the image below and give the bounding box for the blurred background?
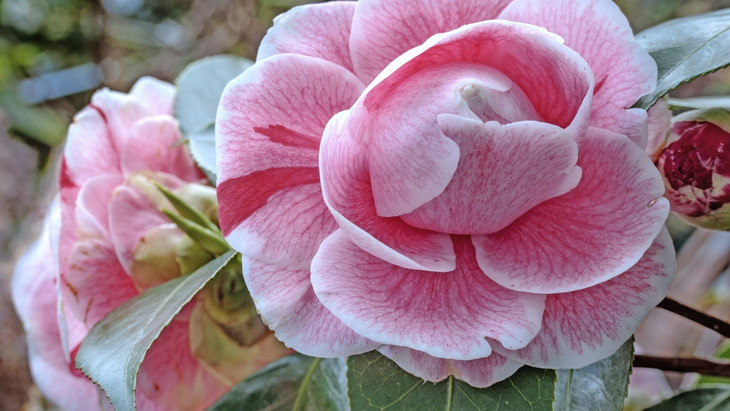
[1,0,730,409]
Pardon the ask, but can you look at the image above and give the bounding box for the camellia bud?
[657,107,730,230]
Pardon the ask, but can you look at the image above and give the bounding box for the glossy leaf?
[347,352,555,410]
[174,55,253,174]
[646,387,730,411]
[75,250,237,411]
[209,354,348,411]
[634,8,730,109]
[553,338,634,410]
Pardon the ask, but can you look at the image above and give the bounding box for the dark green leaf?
[75,250,237,411]
[634,8,730,109]
[209,354,348,411]
[646,387,730,411]
[174,55,252,174]
[553,338,634,411]
[347,351,555,411]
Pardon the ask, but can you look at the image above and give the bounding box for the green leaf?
[347,351,555,410]
[646,387,730,411]
[75,250,237,411]
[553,338,634,411]
[634,8,730,109]
[209,354,348,411]
[154,182,218,231]
[161,210,229,255]
[174,55,252,174]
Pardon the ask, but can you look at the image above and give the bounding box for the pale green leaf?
[347,351,555,411]
[209,354,348,411]
[635,8,730,109]
[668,96,730,111]
[553,338,634,411]
[75,250,237,411]
[647,387,730,411]
[174,55,252,175]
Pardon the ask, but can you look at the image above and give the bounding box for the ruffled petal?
[320,112,456,272]
[60,238,138,332]
[311,232,545,360]
[11,207,103,410]
[243,258,379,357]
[499,0,657,145]
[257,1,355,72]
[64,107,121,188]
[474,127,669,293]
[216,54,363,268]
[402,114,581,234]
[121,115,202,182]
[350,0,513,82]
[75,174,123,239]
[497,228,675,368]
[378,346,521,387]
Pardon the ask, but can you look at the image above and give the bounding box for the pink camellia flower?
[216,0,676,386]
[657,107,730,230]
[54,77,288,409]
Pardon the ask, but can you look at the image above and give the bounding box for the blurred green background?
[2,0,730,409]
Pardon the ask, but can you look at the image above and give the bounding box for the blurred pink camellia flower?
[12,205,106,410]
[215,0,676,386]
[657,107,730,230]
[13,77,289,410]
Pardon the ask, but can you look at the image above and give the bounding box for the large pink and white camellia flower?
[54,77,288,410]
[216,0,677,386]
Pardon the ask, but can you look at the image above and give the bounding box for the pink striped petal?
[258,2,355,71]
[474,127,669,293]
[311,232,545,360]
[378,346,521,387]
[216,54,363,268]
[11,210,103,410]
[75,174,123,239]
[136,308,228,411]
[499,0,657,145]
[64,107,121,187]
[320,112,456,272]
[243,258,378,357]
[126,77,176,116]
[121,116,202,182]
[350,0,513,82]
[402,114,581,234]
[60,238,138,331]
[497,228,675,368]
[108,183,173,275]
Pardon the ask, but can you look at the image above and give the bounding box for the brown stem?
[634,355,730,378]
[658,297,730,339]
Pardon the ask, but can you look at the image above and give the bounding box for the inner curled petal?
[458,79,542,124]
[401,114,581,235]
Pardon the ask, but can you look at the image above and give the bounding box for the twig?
[658,297,730,339]
[634,355,730,378]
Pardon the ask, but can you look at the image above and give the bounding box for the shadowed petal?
[243,258,379,357]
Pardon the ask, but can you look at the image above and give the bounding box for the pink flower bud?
[658,108,730,230]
